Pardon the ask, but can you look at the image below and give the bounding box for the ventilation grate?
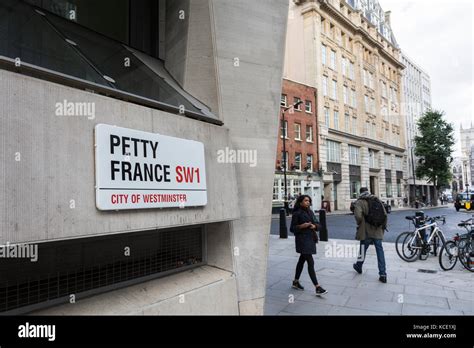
[0,227,204,314]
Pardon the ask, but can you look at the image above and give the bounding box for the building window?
[292,179,302,196]
[273,179,279,200]
[3,0,216,122]
[395,156,403,170]
[384,153,392,169]
[306,154,313,172]
[345,113,350,132]
[363,69,369,86]
[382,106,388,121]
[369,122,376,138]
[306,125,313,142]
[294,123,302,140]
[321,44,327,65]
[349,145,360,165]
[351,117,357,135]
[281,120,288,138]
[349,61,355,80]
[342,57,347,76]
[350,180,361,199]
[326,140,341,163]
[381,81,387,98]
[371,98,375,114]
[386,182,393,198]
[343,86,349,105]
[324,107,330,126]
[294,97,302,110]
[294,153,302,171]
[364,95,369,113]
[351,89,357,108]
[332,80,338,100]
[281,94,287,107]
[330,50,336,70]
[369,150,377,168]
[369,72,374,89]
[397,179,402,197]
[305,100,312,113]
[323,76,328,96]
[333,111,339,130]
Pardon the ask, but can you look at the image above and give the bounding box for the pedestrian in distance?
[290,195,328,296]
[352,187,388,283]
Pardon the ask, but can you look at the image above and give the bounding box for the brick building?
[273,79,322,211]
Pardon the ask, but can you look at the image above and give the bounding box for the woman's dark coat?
[290,208,319,254]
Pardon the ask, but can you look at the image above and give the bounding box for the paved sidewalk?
[265,235,474,315]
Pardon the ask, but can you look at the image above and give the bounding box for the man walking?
[352,187,388,283]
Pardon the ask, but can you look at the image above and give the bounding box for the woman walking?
[290,195,328,296]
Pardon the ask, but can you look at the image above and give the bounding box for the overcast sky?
[378,0,473,155]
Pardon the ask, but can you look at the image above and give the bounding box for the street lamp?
[281,99,303,215]
[410,146,417,206]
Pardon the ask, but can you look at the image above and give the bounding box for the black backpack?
[360,196,386,228]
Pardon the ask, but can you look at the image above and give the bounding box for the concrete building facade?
[0,0,289,315]
[401,54,435,204]
[284,0,407,211]
[273,79,322,211]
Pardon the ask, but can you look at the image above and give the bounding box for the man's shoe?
[353,263,362,274]
[379,275,387,283]
[292,280,304,291]
[315,286,328,296]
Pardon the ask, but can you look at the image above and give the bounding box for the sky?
[378,0,473,156]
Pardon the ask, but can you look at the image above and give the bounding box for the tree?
[414,110,455,206]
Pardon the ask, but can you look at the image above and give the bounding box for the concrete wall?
[167,0,289,314]
[0,69,239,245]
[1,0,289,316]
[209,0,289,314]
[32,265,238,315]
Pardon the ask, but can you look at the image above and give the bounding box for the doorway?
[370,176,376,196]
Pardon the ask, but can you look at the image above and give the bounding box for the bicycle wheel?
[439,241,458,271]
[458,242,474,272]
[396,231,419,262]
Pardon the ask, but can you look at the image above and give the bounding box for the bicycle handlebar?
[404,215,446,225]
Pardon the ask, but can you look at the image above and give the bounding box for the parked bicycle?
[395,214,447,262]
[439,218,474,271]
[457,218,474,272]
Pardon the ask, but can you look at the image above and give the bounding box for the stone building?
[284,0,407,210]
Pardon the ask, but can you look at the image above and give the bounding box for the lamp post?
[281,99,303,216]
[410,146,417,206]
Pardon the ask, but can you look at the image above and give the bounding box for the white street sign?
[95,124,207,210]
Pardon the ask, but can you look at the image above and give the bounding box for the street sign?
[94,124,207,210]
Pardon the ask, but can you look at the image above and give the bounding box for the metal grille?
[0,227,204,314]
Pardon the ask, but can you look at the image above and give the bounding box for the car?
[454,192,474,211]
[350,200,391,214]
[446,194,453,203]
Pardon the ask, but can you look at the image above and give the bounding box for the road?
[270,205,473,243]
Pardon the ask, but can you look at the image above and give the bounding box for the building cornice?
[328,128,405,153]
[298,0,405,70]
